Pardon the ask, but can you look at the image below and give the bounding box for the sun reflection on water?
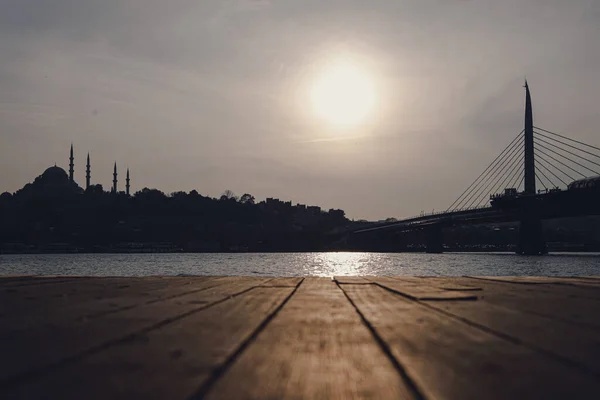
[307,252,379,277]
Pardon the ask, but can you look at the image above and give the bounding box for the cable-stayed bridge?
[354,83,600,254]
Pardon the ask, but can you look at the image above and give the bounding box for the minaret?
[69,144,75,182]
[126,168,131,196]
[85,153,91,190]
[112,162,118,193]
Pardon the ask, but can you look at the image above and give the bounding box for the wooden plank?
[203,278,417,400]
[579,276,600,281]
[259,277,303,287]
[366,276,479,301]
[0,276,216,308]
[457,277,600,300]
[342,284,600,400]
[0,278,270,385]
[333,276,371,284]
[470,276,600,288]
[446,277,600,329]
[0,277,225,330]
[0,275,39,284]
[424,298,600,374]
[0,277,85,288]
[4,287,296,400]
[389,276,483,291]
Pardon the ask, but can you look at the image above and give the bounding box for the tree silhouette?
[0,182,355,253]
[239,193,255,205]
[220,189,238,201]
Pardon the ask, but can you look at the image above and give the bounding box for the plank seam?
[415,300,600,378]
[456,279,600,330]
[465,300,600,332]
[574,276,600,282]
[461,277,600,302]
[335,281,427,400]
[255,285,300,288]
[0,278,89,288]
[467,276,600,291]
[72,281,230,322]
[367,281,600,378]
[0,281,271,390]
[363,279,478,302]
[187,278,305,400]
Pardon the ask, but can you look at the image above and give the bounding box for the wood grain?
[389,276,482,291]
[342,284,600,400]
[0,276,599,400]
[5,287,295,400]
[470,276,600,288]
[446,277,600,329]
[333,276,371,284]
[423,296,600,374]
[0,278,270,385]
[203,278,417,400]
[366,276,479,300]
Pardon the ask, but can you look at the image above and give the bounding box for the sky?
[1,0,599,220]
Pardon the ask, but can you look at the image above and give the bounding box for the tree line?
[0,186,350,253]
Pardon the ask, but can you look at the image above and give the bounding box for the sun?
[310,62,376,126]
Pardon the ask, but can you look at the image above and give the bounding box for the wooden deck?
[1,275,599,399]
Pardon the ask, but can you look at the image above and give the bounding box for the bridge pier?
[425,225,444,254]
[517,216,547,255]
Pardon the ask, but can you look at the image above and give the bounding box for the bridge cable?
[466,141,524,209]
[534,133,600,171]
[534,131,600,161]
[477,147,525,207]
[534,131,600,167]
[476,165,521,208]
[445,130,524,211]
[485,148,524,201]
[534,139,600,176]
[463,140,524,210]
[535,146,585,179]
[535,172,547,191]
[516,175,525,191]
[449,137,523,211]
[455,136,524,210]
[534,132,600,174]
[537,153,575,183]
[500,154,526,192]
[510,171,525,192]
[535,165,553,190]
[536,156,570,186]
[534,126,600,154]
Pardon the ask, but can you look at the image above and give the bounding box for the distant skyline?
[1,0,600,220]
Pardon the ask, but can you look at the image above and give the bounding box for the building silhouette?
[18,144,131,196]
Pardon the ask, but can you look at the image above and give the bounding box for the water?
[1,252,599,277]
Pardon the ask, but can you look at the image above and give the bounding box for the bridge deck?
[1,275,599,399]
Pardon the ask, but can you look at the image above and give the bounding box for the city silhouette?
[0,143,349,253]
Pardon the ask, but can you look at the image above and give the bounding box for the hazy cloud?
[1,0,599,219]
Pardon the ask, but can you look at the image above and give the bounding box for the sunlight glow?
[310,62,376,126]
[307,252,377,277]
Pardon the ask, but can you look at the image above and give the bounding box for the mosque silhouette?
[22,144,131,196]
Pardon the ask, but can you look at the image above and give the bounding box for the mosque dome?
[15,165,82,198]
[41,166,69,183]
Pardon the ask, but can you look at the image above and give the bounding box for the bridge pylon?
[518,213,547,255]
[425,225,444,254]
[524,81,536,195]
[519,82,546,255]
